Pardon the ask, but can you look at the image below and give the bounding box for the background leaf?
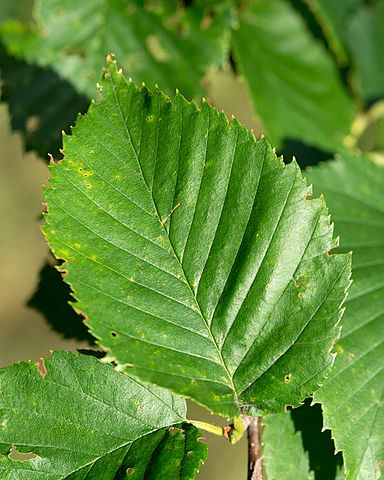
[345,1,384,103]
[301,0,362,64]
[291,399,343,480]
[307,151,384,480]
[44,60,351,418]
[263,411,314,480]
[0,42,89,159]
[0,351,207,479]
[0,0,235,99]
[27,261,94,343]
[232,0,355,151]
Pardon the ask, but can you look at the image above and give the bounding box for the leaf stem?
[247,416,264,480]
[187,420,224,437]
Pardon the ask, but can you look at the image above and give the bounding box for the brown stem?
[247,416,264,480]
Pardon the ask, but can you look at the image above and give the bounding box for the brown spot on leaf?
[36,357,47,379]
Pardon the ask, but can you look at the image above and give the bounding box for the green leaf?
[302,0,362,64]
[0,0,235,99]
[0,351,207,479]
[263,411,314,480]
[231,0,355,151]
[0,41,89,159]
[345,1,384,102]
[307,152,384,480]
[43,59,351,418]
[0,0,34,23]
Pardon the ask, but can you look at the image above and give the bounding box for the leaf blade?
[0,351,207,479]
[44,60,351,417]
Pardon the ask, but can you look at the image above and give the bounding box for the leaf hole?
[111,331,117,338]
[8,446,37,462]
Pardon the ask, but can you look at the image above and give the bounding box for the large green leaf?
[0,351,207,479]
[307,152,384,480]
[263,412,314,480]
[0,0,234,99]
[43,59,351,418]
[232,0,355,151]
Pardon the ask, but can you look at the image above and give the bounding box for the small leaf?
[231,0,355,151]
[263,411,314,480]
[307,151,384,480]
[0,351,207,479]
[44,59,351,418]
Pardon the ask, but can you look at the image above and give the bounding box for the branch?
[247,416,264,480]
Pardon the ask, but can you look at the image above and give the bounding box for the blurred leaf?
[291,399,343,480]
[28,261,94,343]
[0,0,235,99]
[345,1,384,102]
[0,0,35,23]
[232,0,355,151]
[0,351,207,479]
[307,151,384,480]
[43,59,351,418]
[0,42,89,159]
[302,0,362,64]
[263,411,314,480]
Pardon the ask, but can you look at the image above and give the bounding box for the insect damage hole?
[8,446,38,462]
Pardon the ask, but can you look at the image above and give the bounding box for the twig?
[247,416,264,480]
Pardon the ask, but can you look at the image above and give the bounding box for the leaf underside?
[307,152,384,480]
[0,0,234,99]
[262,412,314,480]
[0,351,207,479]
[44,60,351,418]
[232,0,355,151]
